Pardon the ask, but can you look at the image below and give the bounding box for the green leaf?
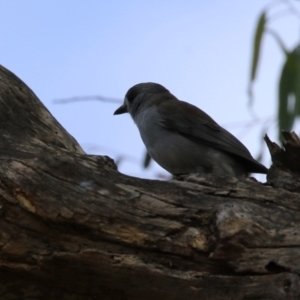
[248,11,267,104]
[250,11,267,82]
[293,45,300,115]
[278,45,300,141]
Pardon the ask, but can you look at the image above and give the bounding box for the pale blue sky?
[0,1,299,179]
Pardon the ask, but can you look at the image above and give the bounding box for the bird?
[114,82,268,177]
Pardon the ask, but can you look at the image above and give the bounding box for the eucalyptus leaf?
[293,45,300,115]
[248,11,267,104]
[250,11,267,82]
[278,46,300,141]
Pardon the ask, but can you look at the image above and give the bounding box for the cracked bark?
[0,64,300,300]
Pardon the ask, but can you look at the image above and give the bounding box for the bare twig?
[53,95,122,104]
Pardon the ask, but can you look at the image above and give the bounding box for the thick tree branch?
[0,64,299,299]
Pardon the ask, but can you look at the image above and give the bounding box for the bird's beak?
[114,104,128,115]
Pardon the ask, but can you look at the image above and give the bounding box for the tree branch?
[0,64,299,299]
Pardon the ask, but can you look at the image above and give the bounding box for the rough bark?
[265,131,300,192]
[0,64,300,300]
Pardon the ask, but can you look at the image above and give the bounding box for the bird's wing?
[157,99,264,168]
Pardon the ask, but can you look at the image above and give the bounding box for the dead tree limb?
[0,64,300,300]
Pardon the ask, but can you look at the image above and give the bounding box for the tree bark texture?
[0,64,299,300]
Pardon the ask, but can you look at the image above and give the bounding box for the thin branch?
[234,115,276,139]
[53,95,122,104]
[265,28,288,54]
[222,115,274,129]
[284,0,300,20]
[267,0,300,23]
[263,0,286,12]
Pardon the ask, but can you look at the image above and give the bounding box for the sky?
[0,0,299,181]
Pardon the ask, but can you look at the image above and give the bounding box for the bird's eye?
[125,88,139,104]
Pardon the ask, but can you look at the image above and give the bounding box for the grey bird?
[114,82,268,177]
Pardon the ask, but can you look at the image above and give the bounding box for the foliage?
[249,0,300,141]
